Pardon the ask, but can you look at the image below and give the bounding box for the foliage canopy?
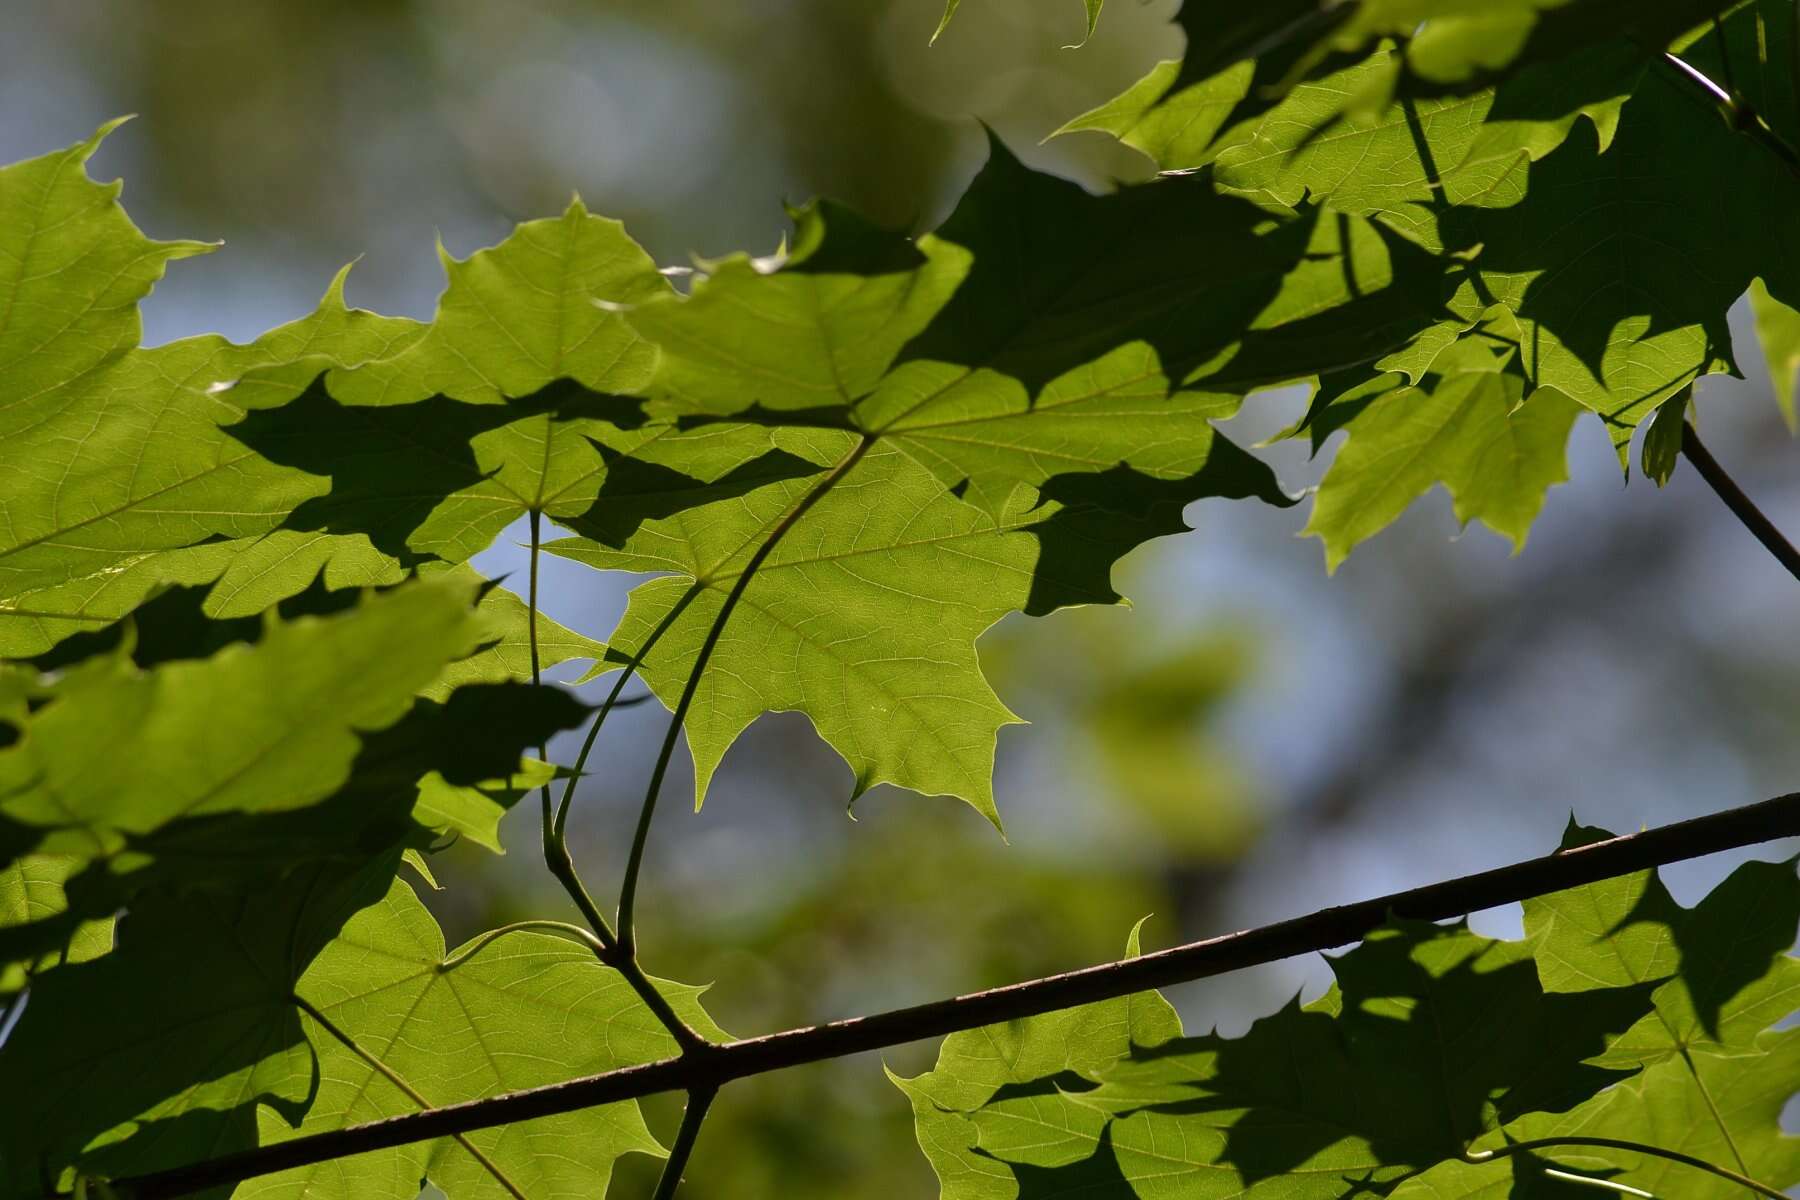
[2,2,1798,1198]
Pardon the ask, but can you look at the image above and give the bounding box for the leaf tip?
[321,257,363,310]
[86,114,137,156]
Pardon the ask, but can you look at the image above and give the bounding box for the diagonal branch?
[1680,423,1800,582]
[105,791,1800,1200]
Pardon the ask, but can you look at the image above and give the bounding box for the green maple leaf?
[0,854,112,997]
[1302,336,1581,569]
[547,428,1194,820]
[208,199,677,612]
[1391,834,1800,1200]
[0,123,424,656]
[542,138,1462,819]
[0,865,724,1200]
[0,118,212,428]
[892,922,1181,1200]
[0,576,486,858]
[1526,827,1800,1064]
[1441,8,1800,456]
[1054,0,1703,174]
[239,874,727,1200]
[0,577,587,963]
[633,140,1441,513]
[1750,279,1800,432]
[900,912,1654,1199]
[0,856,395,1197]
[1209,46,1642,253]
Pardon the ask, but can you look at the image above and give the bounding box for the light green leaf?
[1304,338,1579,569]
[0,854,112,996]
[420,573,609,700]
[0,674,584,973]
[1399,843,1800,1200]
[0,252,421,657]
[0,125,427,654]
[331,198,668,409]
[623,203,969,422]
[893,922,1179,1199]
[0,576,488,863]
[410,759,560,855]
[631,140,1433,522]
[204,202,681,608]
[902,910,1654,1199]
[242,874,727,1200]
[1212,46,1641,253]
[1,865,726,1200]
[1397,1036,1800,1200]
[0,857,396,1195]
[1750,278,1800,432]
[1526,831,1800,1063]
[1641,389,1689,487]
[1449,53,1800,455]
[0,118,211,432]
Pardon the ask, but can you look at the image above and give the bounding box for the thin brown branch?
[615,434,875,957]
[1681,423,1800,582]
[108,791,1800,1200]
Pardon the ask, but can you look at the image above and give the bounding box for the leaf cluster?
[1,2,1798,1196]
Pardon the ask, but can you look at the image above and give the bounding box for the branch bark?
[106,791,1800,1200]
[1681,423,1800,583]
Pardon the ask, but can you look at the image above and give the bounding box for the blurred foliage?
[16,0,1171,304]
[985,603,1262,864]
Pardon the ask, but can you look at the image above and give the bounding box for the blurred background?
[6,1,1798,1196]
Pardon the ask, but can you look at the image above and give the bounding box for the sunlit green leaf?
[241,875,728,1200]
[1304,338,1579,568]
[1750,278,1800,432]
[900,895,1659,1199]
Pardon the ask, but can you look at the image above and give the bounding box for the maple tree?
[2,2,1799,1198]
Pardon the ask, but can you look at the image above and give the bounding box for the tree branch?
[1681,423,1800,582]
[107,791,1800,1200]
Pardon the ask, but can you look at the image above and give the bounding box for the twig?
[519,511,700,1050]
[614,435,874,958]
[106,791,1800,1200]
[649,1088,717,1200]
[550,583,703,844]
[1680,423,1800,582]
[436,921,610,972]
[1660,51,1800,179]
[1465,1136,1786,1200]
[522,507,620,952]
